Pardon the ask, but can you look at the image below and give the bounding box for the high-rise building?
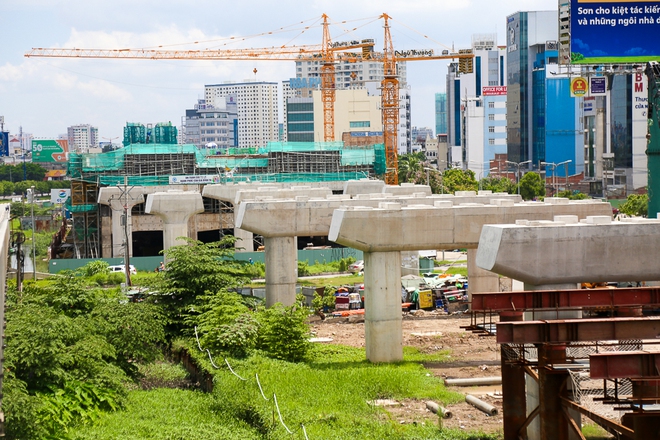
[446,34,507,174]
[205,81,278,148]
[506,11,583,178]
[294,45,408,90]
[435,93,447,136]
[67,124,98,152]
[183,97,238,152]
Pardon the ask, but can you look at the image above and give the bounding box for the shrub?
[297,260,310,277]
[256,303,311,362]
[77,260,110,277]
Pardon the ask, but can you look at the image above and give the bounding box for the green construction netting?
[69,142,385,185]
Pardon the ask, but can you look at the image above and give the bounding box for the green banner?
[32,139,68,162]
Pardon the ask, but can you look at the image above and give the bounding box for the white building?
[205,81,278,148]
[67,124,98,152]
[446,34,507,176]
[183,97,238,152]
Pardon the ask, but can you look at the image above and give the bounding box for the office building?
[67,124,98,153]
[205,81,278,148]
[506,10,583,178]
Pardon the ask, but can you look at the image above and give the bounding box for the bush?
[78,260,110,277]
[297,260,310,277]
[256,303,311,362]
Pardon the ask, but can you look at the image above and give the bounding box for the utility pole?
[110,176,136,288]
[29,186,36,280]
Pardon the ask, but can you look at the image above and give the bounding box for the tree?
[397,153,424,183]
[442,168,478,193]
[518,171,545,200]
[619,193,648,217]
[154,237,252,337]
[556,189,589,200]
[479,176,517,194]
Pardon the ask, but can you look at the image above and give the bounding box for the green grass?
[582,423,613,439]
[69,344,499,440]
[298,273,364,287]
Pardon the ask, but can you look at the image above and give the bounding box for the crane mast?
[320,14,336,142]
[381,13,400,185]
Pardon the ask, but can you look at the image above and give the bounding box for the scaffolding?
[64,140,385,257]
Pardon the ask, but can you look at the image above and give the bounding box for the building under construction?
[62,123,386,259]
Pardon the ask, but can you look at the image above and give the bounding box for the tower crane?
[328,14,473,184]
[24,15,370,144]
[372,13,473,184]
[25,13,473,185]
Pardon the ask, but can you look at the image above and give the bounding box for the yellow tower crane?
[25,14,473,185]
[377,13,472,184]
[24,15,370,144]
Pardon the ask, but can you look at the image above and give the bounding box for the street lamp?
[557,160,572,193]
[479,168,497,191]
[541,161,557,196]
[505,160,531,195]
[423,167,441,194]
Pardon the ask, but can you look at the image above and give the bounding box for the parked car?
[348,260,364,273]
[109,264,137,275]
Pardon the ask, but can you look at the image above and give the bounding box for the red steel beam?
[496,317,660,344]
[590,352,660,379]
[471,287,660,312]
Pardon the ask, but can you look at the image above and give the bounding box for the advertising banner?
[168,175,221,185]
[482,86,507,96]
[570,1,660,64]
[50,189,71,204]
[0,132,8,157]
[32,139,69,162]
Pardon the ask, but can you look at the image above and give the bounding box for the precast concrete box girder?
[476,218,660,285]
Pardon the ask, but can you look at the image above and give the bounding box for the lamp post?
[423,167,440,193]
[557,160,572,194]
[541,161,557,196]
[478,167,499,191]
[505,160,531,195]
[28,186,36,280]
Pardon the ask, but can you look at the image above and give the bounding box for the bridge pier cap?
[476,217,660,285]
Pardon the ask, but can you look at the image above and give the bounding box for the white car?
[348,260,364,273]
[109,264,137,275]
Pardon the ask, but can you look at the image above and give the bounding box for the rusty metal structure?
[471,287,660,439]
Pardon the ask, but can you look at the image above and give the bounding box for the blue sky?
[1,0,558,142]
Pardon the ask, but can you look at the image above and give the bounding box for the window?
[488,139,495,145]
[350,121,371,128]
[488,126,495,133]
[488,114,495,121]
[488,102,495,108]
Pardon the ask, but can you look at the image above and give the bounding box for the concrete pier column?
[467,249,500,299]
[97,187,145,257]
[500,311,527,440]
[145,191,204,251]
[264,236,298,307]
[364,251,403,363]
[233,219,255,252]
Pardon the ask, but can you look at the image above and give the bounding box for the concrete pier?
[98,187,145,257]
[328,200,612,362]
[235,193,523,307]
[145,191,204,250]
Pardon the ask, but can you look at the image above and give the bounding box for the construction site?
[61,124,384,259]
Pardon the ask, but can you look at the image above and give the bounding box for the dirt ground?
[310,312,504,435]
